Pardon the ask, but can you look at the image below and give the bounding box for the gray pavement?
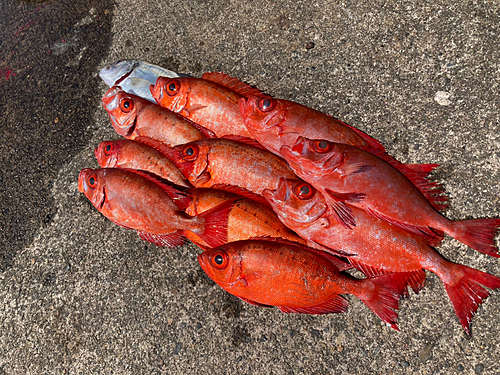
[1,0,500,374]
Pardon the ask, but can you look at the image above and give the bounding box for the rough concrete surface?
[1,0,500,374]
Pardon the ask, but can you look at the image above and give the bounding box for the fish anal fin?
[211,183,271,207]
[137,231,185,247]
[278,295,349,315]
[363,206,444,247]
[132,135,178,160]
[201,72,263,97]
[238,296,273,307]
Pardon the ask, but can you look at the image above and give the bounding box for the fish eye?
[293,182,316,200]
[88,175,97,188]
[210,250,229,270]
[181,144,199,161]
[311,140,332,153]
[257,97,276,112]
[119,98,134,113]
[165,79,180,96]
[103,142,113,155]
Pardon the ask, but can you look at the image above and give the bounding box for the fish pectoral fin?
[137,231,185,247]
[184,104,207,117]
[237,296,273,307]
[322,191,357,228]
[339,162,374,177]
[325,189,366,204]
[308,240,357,257]
[278,295,349,315]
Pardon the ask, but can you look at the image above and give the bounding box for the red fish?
[263,178,500,334]
[239,95,448,210]
[280,137,500,255]
[150,72,262,138]
[183,188,307,248]
[78,168,231,248]
[162,138,299,206]
[102,86,213,146]
[199,239,410,329]
[95,139,190,188]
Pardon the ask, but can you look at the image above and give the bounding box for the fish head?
[170,141,210,183]
[263,178,327,228]
[281,137,341,177]
[198,245,244,289]
[78,168,106,212]
[150,77,189,113]
[95,140,120,168]
[99,60,136,87]
[102,86,142,138]
[239,95,286,134]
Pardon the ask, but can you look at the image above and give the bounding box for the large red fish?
[280,137,500,256]
[183,188,307,248]
[162,138,299,206]
[199,239,410,329]
[95,139,190,188]
[102,86,213,146]
[263,178,500,334]
[78,168,231,248]
[150,72,262,138]
[239,95,448,210]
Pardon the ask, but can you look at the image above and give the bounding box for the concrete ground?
[1,0,500,374]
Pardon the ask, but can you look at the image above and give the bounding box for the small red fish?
[163,138,299,206]
[263,178,500,334]
[183,188,307,248]
[102,86,212,146]
[281,137,500,255]
[78,168,231,248]
[239,95,448,210]
[199,239,409,329]
[95,139,190,188]
[150,72,262,138]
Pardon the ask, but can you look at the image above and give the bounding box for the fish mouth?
[78,169,88,193]
[263,177,289,204]
[101,86,121,108]
[291,136,307,155]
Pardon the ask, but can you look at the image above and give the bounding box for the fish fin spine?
[443,264,500,335]
[278,295,349,315]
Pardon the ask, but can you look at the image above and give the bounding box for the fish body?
[199,239,409,328]
[164,138,298,205]
[239,95,447,209]
[150,74,255,138]
[263,178,500,334]
[183,188,307,248]
[281,137,500,256]
[102,86,210,146]
[95,139,190,188]
[99,60,190,102]
[78,168,230,248]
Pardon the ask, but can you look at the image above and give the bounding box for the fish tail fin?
[443,264,500,335]
[355,273,409,330]
[195,199,236,248]
[447,218,500,258]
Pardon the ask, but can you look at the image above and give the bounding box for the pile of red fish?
[79,67,500,334]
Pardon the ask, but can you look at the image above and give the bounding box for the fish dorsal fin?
[249,237,353,272]
[202,72,263,97]
[221,134,267,150]
[137,231,185,247]
[278,295,349,315]
[122,168,192,211]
